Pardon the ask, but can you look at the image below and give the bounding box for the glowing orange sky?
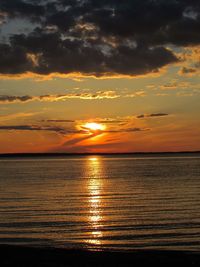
[0,1,200,153]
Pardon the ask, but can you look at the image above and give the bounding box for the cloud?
[4,1,200,77]
[137,113,169,118]
[58,125,150,149]
[159,82,178,90]
[42,118,129,130]
[0,11,7,25]
[0,124,67,134]
[125,91,146,98]
[0,95,33,103]
[159,81,191,90]
[179,66,197,76]
[0,91,120,103]
[79,122,150,135]
[0,124,87,134]
[43,119,75,123]
[61,135,94,147]
[0,0,45,22]
[103,127,149,133]
[0,119,149,136]
[0,33,177,77]
[0,89,149,103]
[93,119,127,124]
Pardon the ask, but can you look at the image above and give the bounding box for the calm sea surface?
[0,155,200,251]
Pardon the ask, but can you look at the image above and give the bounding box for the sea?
[0,154,200,251]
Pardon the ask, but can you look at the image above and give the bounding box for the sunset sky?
[0,0,200,153]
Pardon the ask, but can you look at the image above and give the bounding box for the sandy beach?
[1,245,200,267]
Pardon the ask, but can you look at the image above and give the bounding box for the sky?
[0,0,200,153]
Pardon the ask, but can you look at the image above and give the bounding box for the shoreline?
[1,245,200,266]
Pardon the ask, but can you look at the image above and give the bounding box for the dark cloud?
[0,29,177,76]
[83,0,200,46]
[105,127,149,133]
[180,66,197,75]
[0,43,32,75]
[137,113,169,118]
[0,0,45,20]
[94,119,126,124]
[43,119,75,123]
[0,124,66,133]
[0,95,33,102]
[0,1,200,76]
[0,123,85,134]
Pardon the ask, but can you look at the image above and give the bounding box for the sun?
[83,122,105,131]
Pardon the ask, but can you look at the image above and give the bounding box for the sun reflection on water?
[86,157,104,247]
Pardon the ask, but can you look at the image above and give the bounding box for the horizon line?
[0,151,200,157]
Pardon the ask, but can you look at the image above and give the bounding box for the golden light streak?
[85,157,104,247]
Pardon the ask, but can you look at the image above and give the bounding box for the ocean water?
[0,154,200,251]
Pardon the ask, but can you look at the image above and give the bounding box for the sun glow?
[83,122,105,131]
[89,157,98,161]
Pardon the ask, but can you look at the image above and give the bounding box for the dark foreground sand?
[1,245,200,267]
